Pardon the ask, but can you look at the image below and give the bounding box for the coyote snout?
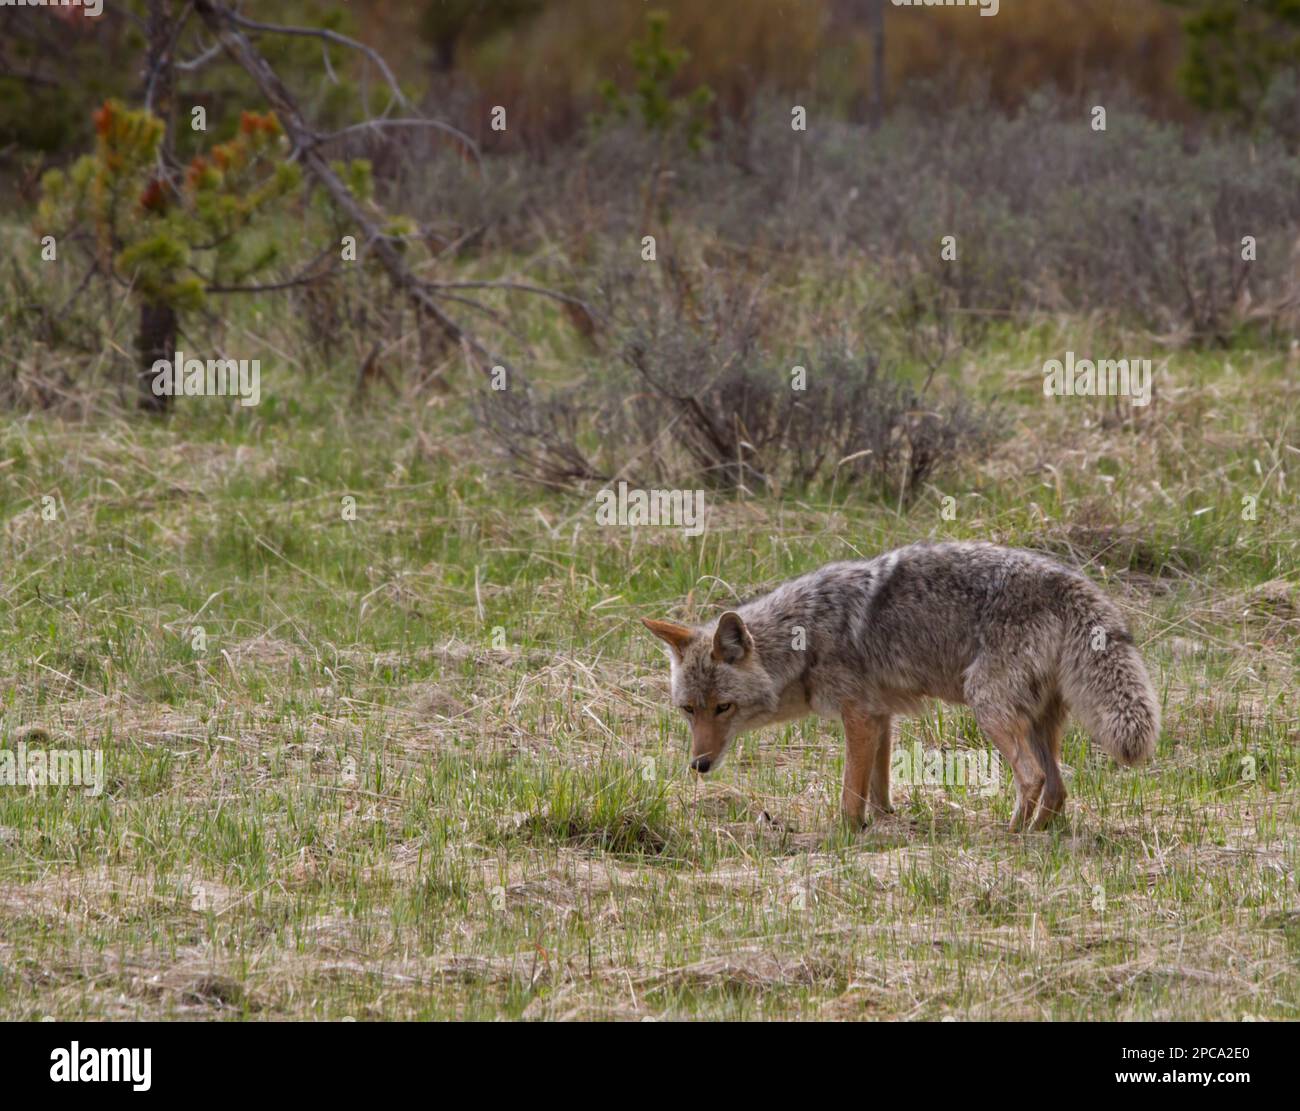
[642,542,1160,832]
[687,710,731,772]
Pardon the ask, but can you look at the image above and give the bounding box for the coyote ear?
[712,611,753,663]
[641,618,695,660]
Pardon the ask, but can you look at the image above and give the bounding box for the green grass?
[0,259,1297,1020]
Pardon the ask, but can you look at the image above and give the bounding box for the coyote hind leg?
[969,702,1043,832]
[1026,693,1067,831]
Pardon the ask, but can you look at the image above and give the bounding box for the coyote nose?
[690,755,712,773]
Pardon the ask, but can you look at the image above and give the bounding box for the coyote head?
[642,612,780,773]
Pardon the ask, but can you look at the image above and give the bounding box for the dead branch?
[218,9,412,113]
[175,38,224,72]
[192,0,524,390]
[202,244,336,293]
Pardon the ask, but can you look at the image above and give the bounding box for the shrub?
[477,262,1001,502]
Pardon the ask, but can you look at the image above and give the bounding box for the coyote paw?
[1028,804,1065,833]
[1010,801,1065,833]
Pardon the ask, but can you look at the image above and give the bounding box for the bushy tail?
[1058,583,1160,766]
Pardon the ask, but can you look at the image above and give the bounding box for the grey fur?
[645,541,1160,830]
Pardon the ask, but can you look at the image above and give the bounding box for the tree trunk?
[137,301,177,412]
[870,0,886,128]
[433,34,458,75]
[140,0,178,410]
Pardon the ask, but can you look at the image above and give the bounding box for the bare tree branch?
[143,1,193,118]
[192,0,522,388]
[220,9,411,113]
[176,38,224,72]
[201,245,337,294]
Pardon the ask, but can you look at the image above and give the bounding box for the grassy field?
[0,283,1296,1020]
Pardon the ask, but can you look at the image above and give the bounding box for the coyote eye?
[682,705,695,716]
[716,703,733,715]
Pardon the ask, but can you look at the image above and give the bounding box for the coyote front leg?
[841,704,892,828]
[870,713,894,815]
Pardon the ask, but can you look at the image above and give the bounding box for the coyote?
[642,541,1159,831]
